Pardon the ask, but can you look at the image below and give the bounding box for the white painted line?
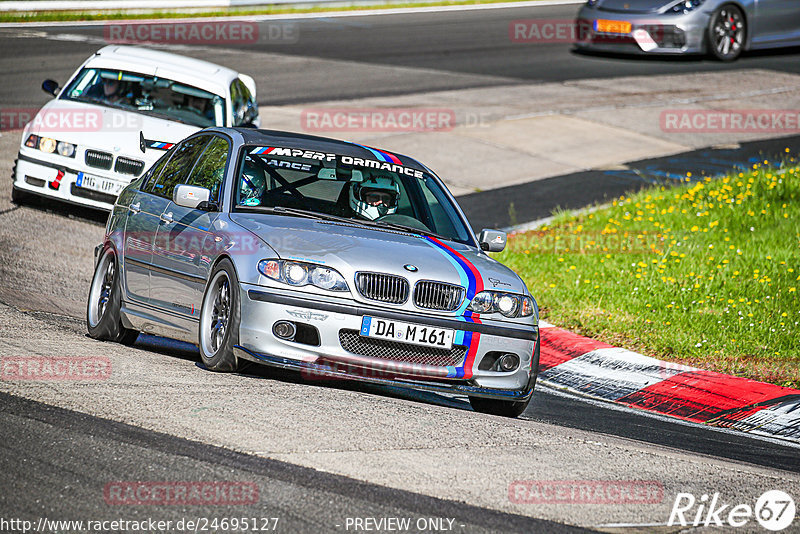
[597,523,671,528]
[0,0,585,26]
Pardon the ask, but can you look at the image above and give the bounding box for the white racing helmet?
[240,157,266,205]
[349,172,400,220]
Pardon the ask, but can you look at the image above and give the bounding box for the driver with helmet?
[349,171,400,220]
[239,156,266,206]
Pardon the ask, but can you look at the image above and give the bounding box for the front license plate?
[360,316,454,350]
[595,19,632,34]
[76,172,125,196]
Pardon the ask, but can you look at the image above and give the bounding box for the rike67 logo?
[669,490,796,531]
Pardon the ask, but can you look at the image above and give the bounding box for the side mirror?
[42,79,59,97]
[478,229,507,252]
[173,184,211,209]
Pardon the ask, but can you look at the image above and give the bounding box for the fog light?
[273,320,296,340]
[498,353,520,372]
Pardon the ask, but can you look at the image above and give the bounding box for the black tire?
[198,258,240,372]
[469,337,540,418]
[87,247,139,345]
[707,4,746,61]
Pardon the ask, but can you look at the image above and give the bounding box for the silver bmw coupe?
[87,128,540,417]
[575,0,800,61]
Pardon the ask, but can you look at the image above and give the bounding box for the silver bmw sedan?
[87,127,540,417]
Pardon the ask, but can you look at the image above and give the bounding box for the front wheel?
[87,247,139,345]
[707,4,746,61]
[198,259,240,372]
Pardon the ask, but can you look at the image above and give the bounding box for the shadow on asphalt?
[11,194,108,226]
[132,333,471,411]
[570,45,800,63]
[130,334,800,472]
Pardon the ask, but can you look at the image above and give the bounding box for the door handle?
[160,211,174,224]
[128,202,141,214]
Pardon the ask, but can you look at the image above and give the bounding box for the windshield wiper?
[366,220,445,240]
[237,205,354,223]
[70,96,130,111]
[237,206,446,239]
[136,109,193,126]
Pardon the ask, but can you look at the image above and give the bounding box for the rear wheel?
[707,4,746,61]
[469,337,540,418]
[87,247,139,345]
[198,259,240,372]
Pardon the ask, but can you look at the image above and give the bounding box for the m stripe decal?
[423,236,486,379]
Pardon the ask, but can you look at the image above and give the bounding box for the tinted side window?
[150,135,211,200]
[186,136,230,203]
[231,79,257,126]
[230,81,244,126]
[142,148,175,192]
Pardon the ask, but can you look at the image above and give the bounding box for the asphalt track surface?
[2,4,800,532]
[0,391,583,533]
[2,4,800,106]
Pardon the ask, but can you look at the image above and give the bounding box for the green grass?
[0,0,543,23]
[499,153,800,389]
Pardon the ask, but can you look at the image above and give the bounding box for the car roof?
[226,128,432,173]
[86,45,240,85]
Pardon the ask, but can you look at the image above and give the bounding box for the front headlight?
[258,259,348,291]
[670,0,704,14]
[467,291,534,318]
[56,141,76,158]
[25,134,77,158]
[38,137,57,153]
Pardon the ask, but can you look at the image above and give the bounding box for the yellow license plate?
[595,19,632,34]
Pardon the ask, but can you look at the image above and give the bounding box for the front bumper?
[13,150,133,211]
[237,283,539,400]
[574,7,710,55]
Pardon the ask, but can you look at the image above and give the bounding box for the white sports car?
[12,45,259,211]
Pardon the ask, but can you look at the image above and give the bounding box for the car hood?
[26,98,200,167]
[594,0,671,14]
[230,213,528,297]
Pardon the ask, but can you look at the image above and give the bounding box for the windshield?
[61,67,225,128]
[233,146,474,246]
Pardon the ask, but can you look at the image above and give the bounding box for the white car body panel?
[13,45,259,211]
